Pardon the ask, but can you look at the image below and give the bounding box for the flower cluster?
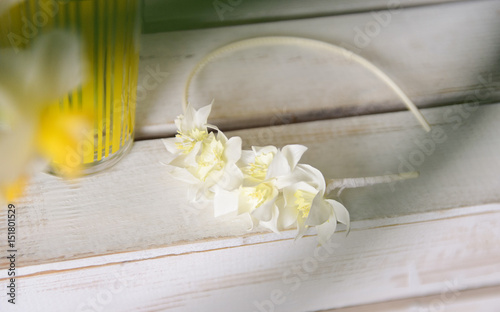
[163,104,349,243]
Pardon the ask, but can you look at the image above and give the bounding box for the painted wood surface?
[142,0,462,32]
[136,0,500,139]
[328,285,500,312]
[1,103,499,271]
[1,1,499,309]
[1,204,499,311]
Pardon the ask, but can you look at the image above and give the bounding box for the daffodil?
[163,102,214,157]
[215,146,280,222]
[163,104,350,242]
[213,144,307,227]
[238,144,306,182]
[163,103,243,204]
[239,146,278,184]
[0,31,90,202]
[280,164,350,243]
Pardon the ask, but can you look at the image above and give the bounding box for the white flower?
[161,104,349,243]
[163,102,213,157]
[237,180,280,229]
[163,103,243,204]
[238,144,307,183]
[280,164,350,243]
[239,146,278,184]
[214,144,307,228]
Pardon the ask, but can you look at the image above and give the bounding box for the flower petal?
[296,164,326,193]
[284,181,318,198]
[218,162,243,191]
[251,191,277,222]
[187,183,207,203]
[224,136,242,164]
[29,31,84,105]
[183,140,203,167]
[277,196,298,230]
[259,204,280,234]
[316,216,337,245]
[275,165,313,189]
[194,102,213,129]
[167,167,199,184]
[180,103,197,132]
[295,218,308,240]
[244,214,260,232]
[213,187,239,217]
[238,188,255,215]
[305,194,332,226]
[36,107,93,177]
[266,150,289,179]
[1,175,27,203]
[237,150,255,167]
[329,199,351,232]
[0,84,19,125]
[282,144,308,171]
[252,145,278,156]
[162,138,178,154]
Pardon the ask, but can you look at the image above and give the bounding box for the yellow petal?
[2,175,27,202]
[36,106,93,178]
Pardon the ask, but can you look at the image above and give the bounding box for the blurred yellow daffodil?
[0,31,92,202]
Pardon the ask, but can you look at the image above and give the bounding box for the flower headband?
[163,36,430,244]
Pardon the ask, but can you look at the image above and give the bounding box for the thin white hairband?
[183,35,431,132]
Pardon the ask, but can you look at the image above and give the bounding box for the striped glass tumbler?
[1,0,141,174]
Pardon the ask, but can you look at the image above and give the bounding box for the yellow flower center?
[194,136,224,181]
[175,128,208,154]
[243,152,274,181]
[242,182,275,209]
[294,189,316,219]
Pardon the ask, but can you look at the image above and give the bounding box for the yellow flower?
[0,31,90,201]
[36,106,93,177]
[1,176,27,203]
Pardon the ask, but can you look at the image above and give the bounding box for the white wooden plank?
[4,203,499,278]
[326,285,500,312]
[0,103,499,270]
[1,203,499,311]
[142,0,461,33]
[136,0,500,138]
